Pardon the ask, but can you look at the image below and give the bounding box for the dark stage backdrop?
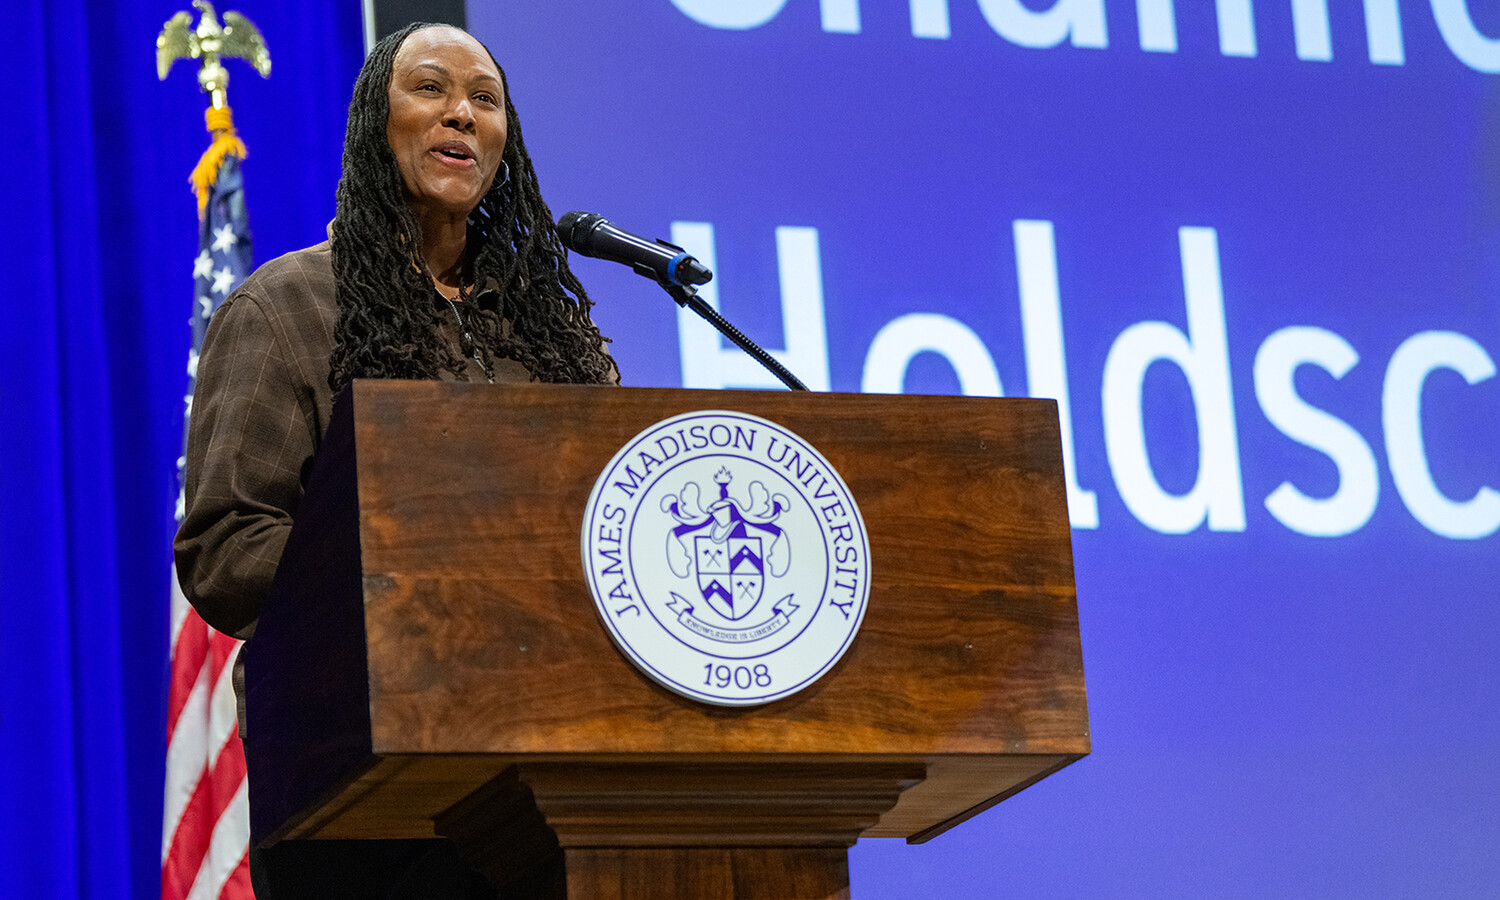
[1,0,1495,898]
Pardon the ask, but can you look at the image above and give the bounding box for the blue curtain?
[0,1,362,897]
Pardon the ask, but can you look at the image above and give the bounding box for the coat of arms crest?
[663,468,790,622]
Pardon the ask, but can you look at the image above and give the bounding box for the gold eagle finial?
[157,1,271,109]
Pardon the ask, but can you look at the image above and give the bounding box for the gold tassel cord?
[190,106,247,217]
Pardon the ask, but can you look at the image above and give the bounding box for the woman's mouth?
[432,141,476,165]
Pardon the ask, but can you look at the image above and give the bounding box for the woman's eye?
[475,92,496,104]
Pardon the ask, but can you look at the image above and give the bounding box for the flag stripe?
[162,760,212,900]
[207,636,240,755]
[164,150,255,900]
[166,607,210,735]
[163,642,248,898]
[162,642,211,861]
[207,721,247,826]
[185,775,251,900]
[218,855,252,900]
[170,562,193,650]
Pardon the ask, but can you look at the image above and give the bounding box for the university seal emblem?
[581,410,871,706]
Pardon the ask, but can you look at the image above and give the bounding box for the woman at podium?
[175,21,613,899]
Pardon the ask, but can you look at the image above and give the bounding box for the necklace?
[442,292,495,384]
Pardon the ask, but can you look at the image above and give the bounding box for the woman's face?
[386,26,508,223]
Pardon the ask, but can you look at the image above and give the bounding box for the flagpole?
[158,6,270,899]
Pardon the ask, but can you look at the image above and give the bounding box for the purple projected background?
[459,2,1499,896]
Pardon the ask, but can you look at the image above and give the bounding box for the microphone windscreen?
[557,211,603,253]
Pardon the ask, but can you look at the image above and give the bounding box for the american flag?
[163,151,255,900]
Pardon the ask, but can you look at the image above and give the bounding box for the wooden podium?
[246,381,1089,899]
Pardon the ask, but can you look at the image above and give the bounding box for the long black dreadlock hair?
[327,22,614,392]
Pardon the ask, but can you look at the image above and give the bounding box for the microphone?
[557,211,713,287]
